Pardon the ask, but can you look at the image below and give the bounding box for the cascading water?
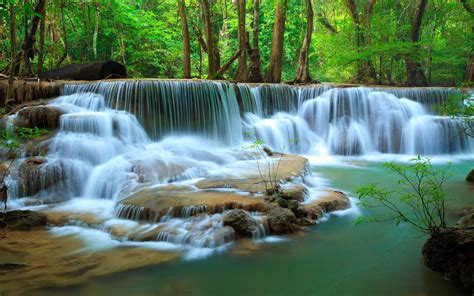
[5,80,472,259]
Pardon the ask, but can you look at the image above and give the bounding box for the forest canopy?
[0,0,472,86]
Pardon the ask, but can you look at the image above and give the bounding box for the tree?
[234,0,248,81]
[461,0,473,83]
[405,0,428,86]
[247,0,263,83]
[178,0,191,79]
[18,0,47,76]
[292,0,314,84]
[6,0,17,108]
[357,157,450,235]
[345,0,377,83]
[266,0,287,83]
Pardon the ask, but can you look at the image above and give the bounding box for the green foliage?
[357,156,451,235]
[0,0,471,85]
[439,93,474,137]
[0,126,48,152]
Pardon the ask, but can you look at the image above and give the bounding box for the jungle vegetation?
[0,0,472,86]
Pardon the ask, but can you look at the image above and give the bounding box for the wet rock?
[196,153,309,193]
[276,197,288,208]
[466,170,474,183]
[293,206,308,218]
[0,263,27,270]
[456,213,474,229]
[117,184,266,222]
[267,207,297,234]
[422,228,474,292]
[0,210,47,230]
[280,184,307,202]
[297,217,316,226]
[14,105,64,130]
[304,190,350,220]
[223,209,258,237]
[287,200,300,212]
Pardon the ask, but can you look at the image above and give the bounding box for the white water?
[5,81,473,259]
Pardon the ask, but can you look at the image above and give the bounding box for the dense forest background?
[0,0,473,86]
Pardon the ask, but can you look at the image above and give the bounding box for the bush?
[356,156,450,235]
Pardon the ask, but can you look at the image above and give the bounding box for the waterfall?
[63,80,243,146]
[8,81,472,204]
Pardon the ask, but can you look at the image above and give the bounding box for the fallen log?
[39,61,127,80]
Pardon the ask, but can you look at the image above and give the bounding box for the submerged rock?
[0,210,47,230]
[223,209,258,237]
[466,169,474,183]
[422,228,474,292]
[267,207,297,234]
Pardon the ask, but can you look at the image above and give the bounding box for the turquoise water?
[39,160,473,295]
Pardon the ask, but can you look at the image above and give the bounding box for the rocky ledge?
[114,153,350,240]
[422,208,474,292]
[0,210,47,230]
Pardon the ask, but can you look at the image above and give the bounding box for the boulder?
[223,209,258,237]
[14,105,64,129]
[267,207,297,234]
[466,170,474,183]
[0,210,47,230]
[280,184,307,202]
[422,228,474,292]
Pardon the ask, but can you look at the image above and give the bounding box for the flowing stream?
[4,80,474,294]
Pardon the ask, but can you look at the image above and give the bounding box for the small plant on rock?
[356,156,451,235]
[242,132,299,197]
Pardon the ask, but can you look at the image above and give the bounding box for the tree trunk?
[16,0,47,77]
[462,0,473,82]
[37,2,47,75]
[39,61,127,80]
[234,0,248,81]
[56,0,68,68]
[292,0,314,84]
[178,0,191,79]
[405,0,428,86]
[345,0,377,83]
[247,0,263,82]
[201,0,220,78]
[6,2,17,109]
[266,0,287,83]
[93,1,99,59]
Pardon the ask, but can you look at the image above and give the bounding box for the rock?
[223,209,258,237]
[456,213,474,229]
[304,190,350,220]
[0,263,27,270]
[287,200,299,212]
[276,197,288,208]
[422,228,474,292]
[14,105,64,130]
[466,170,474,183]
[297,217,316,226]
[0,210,47,230]
[293,206,308,218]
[117,184,266,222]
[280,184,307,202]
[267,207,297,234]
[196,153,308,193]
